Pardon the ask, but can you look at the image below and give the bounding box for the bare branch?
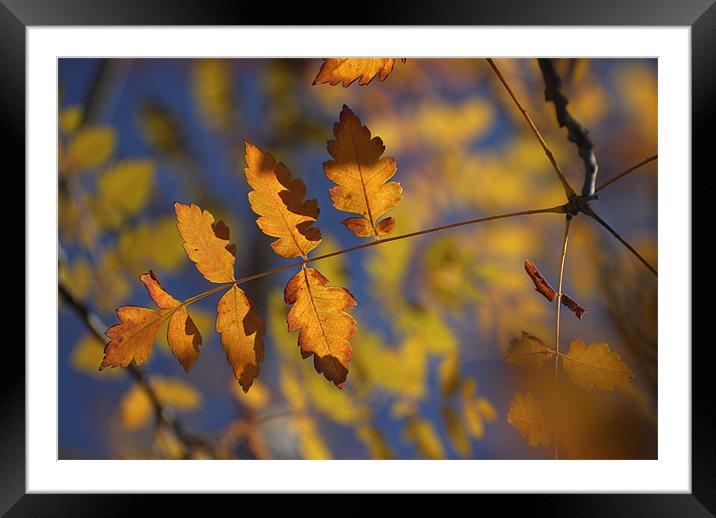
[596,154,657,192]
[538,59,599,197]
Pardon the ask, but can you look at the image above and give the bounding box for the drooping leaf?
[216,285,265,392]
[175,202,236,283]
[140,271,202,372]
[120,376,202,431]
[506,331,555,370]
[244,141,321,258]
[562,340,634,391]
[323,105,402,238]
[284,267,357,388]
[313,58,404,87]
[507,393,551,447]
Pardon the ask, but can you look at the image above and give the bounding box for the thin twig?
[485,58,576,199]
[58,263,217,458]
[584,208,658,276]
[554,216,573,460]
[538,58,599,197]
[596,154,658,192]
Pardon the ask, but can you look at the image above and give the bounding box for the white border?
[28,27,691,492]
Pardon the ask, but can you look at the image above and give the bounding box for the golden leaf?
[313,58,403,87]
[100,306,167,370]
[506,331,555,370]
[562,340,634,391]
[507,393,551,448]
[65,126,116,172]
[121,377,201,431]
[323,105,402,238]
[175,202,236,283]
[216,285,265,392]
[244,141,321,258]
[140,271,202,372]
[284,267,357,388]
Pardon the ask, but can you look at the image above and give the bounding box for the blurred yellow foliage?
[120,377,202,431]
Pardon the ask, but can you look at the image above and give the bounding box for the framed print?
[7,0,707,512]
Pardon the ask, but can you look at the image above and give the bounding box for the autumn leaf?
[323,105,402,238]
[284,267,357,388]
[100,306,167,370]
[562,340,634,390]
[216,285,265,392]
[313,58,404,87]
[58,105,83,134]
[175,202,236,283]
[356,425,395,459]
[524,259,587,319]
[506,331,555,370]
[93,160,155,229]
[244,141,321,258]
[507,393,551,447]
[140,271,202,372]
[71,333,123,378]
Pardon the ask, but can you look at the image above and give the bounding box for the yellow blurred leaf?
[356,425,395,459]
[58,105,83,134]
[231,379,270,410]
[94,160,155,229]
[507,393,551,448]
[442,405,471,457]
[70,333,123,378]
[403,417,445,459]
[562,340,634,391]
[66,126,116,172]
[121,376,202,431]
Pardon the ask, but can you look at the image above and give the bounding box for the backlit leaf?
[140,271,202,372]
[323,105,402,238]
[175,202,236,283]
[313,58,404,87]
[507,393,551,447]
[100,306,167,370]
[244,141,321,258]
[284,267,357,388]
[562,340,634,391]
[216,285,265,392]
[506,331,555,370]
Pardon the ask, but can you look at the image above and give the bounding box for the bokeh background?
[58,58,657,460]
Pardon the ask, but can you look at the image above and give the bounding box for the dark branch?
[538,59,599,197]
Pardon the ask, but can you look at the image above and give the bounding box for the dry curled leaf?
[324,105,402,238]
[284,267,357,388]
[507,393,551,448]
[562,340,634,391]
[524,259,587,319]
[313,58,404,87]
[140,271,202,372]
[216,285,265,392]
[175,202,236,283]
[244,141,321,258]
[506,330,555,370]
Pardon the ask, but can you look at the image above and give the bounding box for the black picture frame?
[7,0,706,513]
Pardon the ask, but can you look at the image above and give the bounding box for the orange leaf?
[323,105,402,238]
[100,306,166,370]
[216,285,265,392]
[140,271,202,372]
[244,141,321,258]
[313,58,403,87]
[284,267,357,388]
[175,202,236,283]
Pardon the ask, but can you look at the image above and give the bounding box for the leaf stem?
[485,58,576,199]
[554,215,572,460]
[595,154,658,192]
